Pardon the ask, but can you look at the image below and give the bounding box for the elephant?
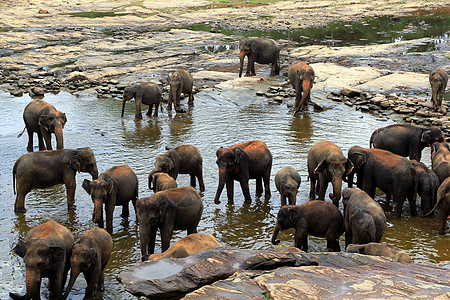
[122,82,161,120]
[275,166,301,206]
[167,70,194,113]
[148,144,205,192]
[10,220,74,300]
[13,147,98,213]
[147,233,222,261]
[411,160,440,215]
[214,140,272,204]
[347,146,417,218]
[149,172,178,193]
[431,142,450,183]
[238,37,280,77]
[288,62,315,115]
[271,201,344,252]
[307,140,354,207]
[369,124,445,161]
[429,68,448,111]
[425,176,450,234]
[346,243,411,263]
[136,186,204,261]
[18,99,67,152]
[82,165,138,234]
[342,187,386,248]
[63,227,113,300]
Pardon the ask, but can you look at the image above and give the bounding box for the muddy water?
[0,82,448,299]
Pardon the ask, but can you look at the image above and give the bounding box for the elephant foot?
[244,198,252,203]
[9,292,25,300]
[175,108,186,113]
[214,199,221,204]
[14,207,27,213]
[255,192,262,198]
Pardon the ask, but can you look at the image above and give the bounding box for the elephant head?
[168,72,183,100]
[63,243,97,300]
[70,147,99,180]
[148,154,176,182]
[314,155,353,205]
[271,206,300,245]
[214,147,249,204]
[239,38,256,77]
[121,86,136,117]
[82,176,117,225]
[10,240,67,300]
[421,127,445,146]
[38,110,67,150]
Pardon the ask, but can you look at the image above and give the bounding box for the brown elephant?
[347,146,417,218]
[429,68,448,111]
[370,124,445,161]
[239,37,280,77]
[147,233,222,261]
[63,227,113,300]
[288,62,315,115]
[148,144,205,192]
[411,160,440,215]
[121,82,162,120]
[82,165,138,234]
[342,187,386,248]
[13,147,98,213]
[149,172,178,193]
[271,201,344,252]
[214,140,272,204]
[346,243,411,263]
[136,186,204,261]
[425,176,450,234]
[431,142,450,183]
[10,220,74,300]
[167,70,194,113]
[275,166,301,206]
[307,140,354,207]
[18,99,67,152]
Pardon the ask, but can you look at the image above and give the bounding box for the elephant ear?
[38,115,50,131]
[13,242,27,258]
[345,159,354,176]
[314,159,327,174]
[288,207,301,225]
[234,148,244,164]
[70,154,82,172]
[152,174,159,190]
[82,179,92,195]
[250,40,258,53]
[51,246,66,264]
[158,197,169,223]
[421,131,432,145]
[62,113,67,126]
[106,177,117,195]
[88,248,98,266]
[353,153,367,169]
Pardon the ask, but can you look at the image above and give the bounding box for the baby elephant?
[271,200,344,252]
[82,165,138,234]
[121,82,162,120]
[275,166,301,206]
[147,233,222,261]
[346,243,411,263]
[429,68,448,111]
[425,176,450,234]
[168,70,194,113]
[149,172,178,192]
[342,187,386,248]
[63,227,113,300]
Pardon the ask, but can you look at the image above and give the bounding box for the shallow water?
[0,82,448,299]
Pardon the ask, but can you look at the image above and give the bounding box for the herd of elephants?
[9,37,449,300]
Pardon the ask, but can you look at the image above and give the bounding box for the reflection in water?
[121,118,162,148]
[168,110,193,145]
[288,113,313,144]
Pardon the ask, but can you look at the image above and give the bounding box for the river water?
[0,79,448,299]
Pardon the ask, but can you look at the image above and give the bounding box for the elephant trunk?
[214,168,227,204]
[90,163,99,180]
[329,176,343,207]
[63,267,80,300]
[431,81,440,108]
[271,224,281,245]
[239,51,245,77]
[301,80,311,105]
[92,199,103,224]
[121,97,127,117]
[54,126,64,150]
[25,268,40,300]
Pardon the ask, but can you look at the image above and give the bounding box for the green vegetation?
[263,292,274,300]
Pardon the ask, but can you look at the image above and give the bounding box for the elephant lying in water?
[346,243,411,263]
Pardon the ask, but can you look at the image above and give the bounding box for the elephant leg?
[146,104,153,116]
[187,218,200,235]
[190,174,196,188]
[139,225,152,260]
[161,224,174,252]
[105,203,115,233]
[63,176,76,209]
[153,103,159,117]
[280,194,287,207]
[295,231,308,252]
[41,129,52,150]
[175,89,182,112]
[309,177,316,200]
[121,203,130,218]
[37,131,46,151]
[263,172,271,199]
[14,183,30,213]
[246,57,255,76]
[255,177,263,198]
[326,238,341,252]
[239,179,252,203]
[407,194,417,217]
[98,267,106,290]
[345,229,352,248]
[317,174,327,200]
[196,165,205,192]
[326,227,341,251]
[84,271,96,299]
[167,94,173,111]
[26,129,34,152]
[188,91,194,104]
[226,178,234,203]
[393,195,406,218]
[135,97,143,120]
[437,209,447,234]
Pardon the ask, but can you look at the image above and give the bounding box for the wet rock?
[31,87,45,96]
[66,71,90,83]
[10,89,23,97]
[341,87,361,98]
[313,102,324,110]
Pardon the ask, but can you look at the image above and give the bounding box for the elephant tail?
[17,126,26,138]
[12,162,17,195]
[369,133,374,148]
[424,190,442,217]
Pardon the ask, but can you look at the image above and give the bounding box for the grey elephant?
[13,147,98,213]
[239,37,280,77]
[271,201,344,252]
[288,62,315,114]
[425,176,450,234]
[307,140,354,207]
[342,187,386,248]
[370,124,445,161]
[121,82,162,120]
[167,70,194,113]
[275,166,301,206]
[149,172,178,193]
[63,227,113,300]
[148,144,205,192]
[346,243,411,263]
[82,165,138,234]
[429,68,448,111]
[431,142,450,183]
[18,99,67,152]
[136,186,204,261]
[411,160,440,215]
[10,220,74,300]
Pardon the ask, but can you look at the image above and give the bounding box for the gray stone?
[10,89,23,97]
[341,87,361,98]
[32,87,45,95]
